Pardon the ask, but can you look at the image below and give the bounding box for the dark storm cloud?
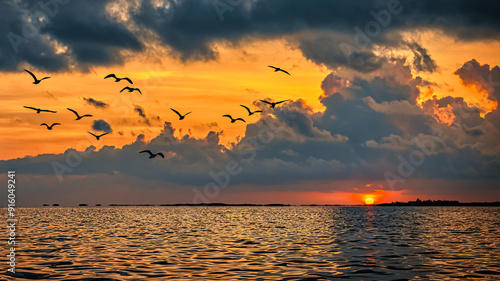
[130,0,500,69]
[294,34,387,73]
[83,97,108,109]
[0,1,68,71]
[2,0,499,72]
[1,0,141,72]
[40,0,142,66]
[92,119,112,133]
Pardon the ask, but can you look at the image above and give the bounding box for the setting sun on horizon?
[364,197,374,205]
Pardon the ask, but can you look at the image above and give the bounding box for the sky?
[1,0,500,206]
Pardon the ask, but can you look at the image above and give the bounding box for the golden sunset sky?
[3,37,498,159]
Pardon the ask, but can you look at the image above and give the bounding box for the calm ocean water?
[2,206,500,280]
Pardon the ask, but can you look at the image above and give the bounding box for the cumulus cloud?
[454,59,500,101]
[454,59,500,130]
[320,73,346,97]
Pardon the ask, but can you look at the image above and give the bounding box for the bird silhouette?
[40,123,60,130]
[24,106,57,113]
[260,99,289,108]
[139,150,165,159]
[120,86,142,95]
[25,69,50,84]
[223,115,246,123]
[104,74,133,84]
[88,131,109,140]
[67,108,93,120]
[170,108,191,120]
[240,105,262,116]
[268,66,290,75]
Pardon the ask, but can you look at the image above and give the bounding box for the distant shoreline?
[26,200,500,207]
[376,199,500,206]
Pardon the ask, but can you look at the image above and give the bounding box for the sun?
[364,197,374,205]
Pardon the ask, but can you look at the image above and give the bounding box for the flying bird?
[139,150,165,159]
[88,131,109,140]
[24,106,57,114]
[40,123,60,130]
[120,86,142,95]
[260,99,289,108]
[104,74,133,84]
[267,66,290,75]
[25,69,50,84]
[223,115,246,123]
[240,105,262,116]
[170,108,191,120]
[67,108,93,120]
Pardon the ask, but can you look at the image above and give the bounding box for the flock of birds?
[22,65,291,159]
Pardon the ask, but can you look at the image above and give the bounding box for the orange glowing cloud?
[458,83,498,115]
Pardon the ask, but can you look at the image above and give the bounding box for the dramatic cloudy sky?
[1,0,500,206]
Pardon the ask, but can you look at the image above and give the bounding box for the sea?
[2,206,499,280]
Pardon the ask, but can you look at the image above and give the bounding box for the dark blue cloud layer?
[1,0,500,72]
[1,0,141,72]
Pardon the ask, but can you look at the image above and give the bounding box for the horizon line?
[3,200,500,208]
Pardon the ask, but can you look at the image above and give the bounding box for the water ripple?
[2,206,498,280]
